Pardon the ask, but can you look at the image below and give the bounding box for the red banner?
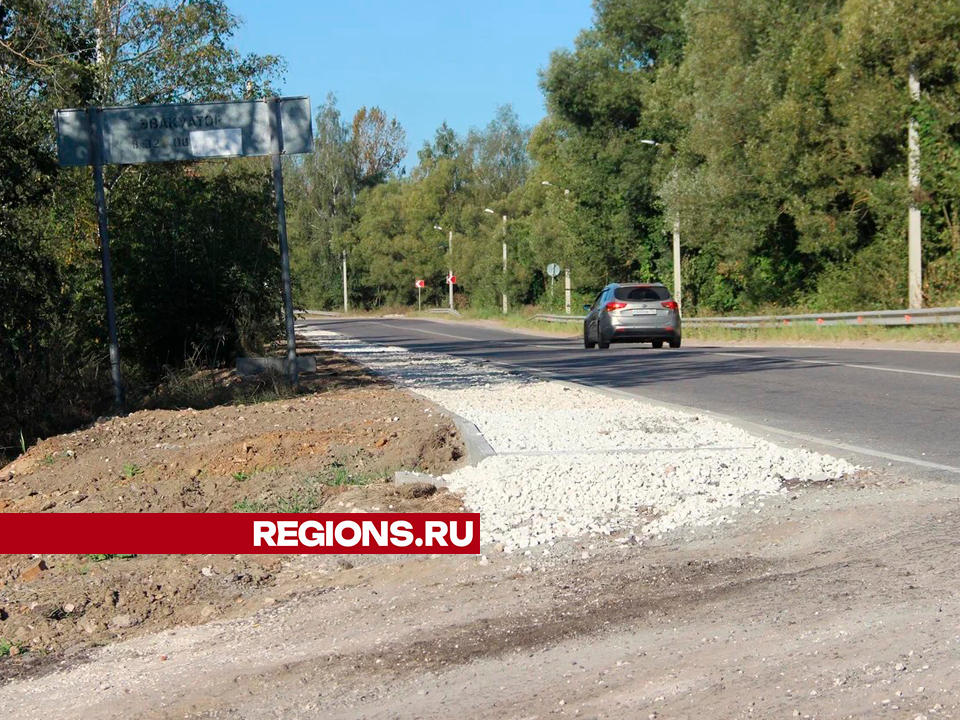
[0,513,480,554]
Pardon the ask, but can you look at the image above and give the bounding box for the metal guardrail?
[533,306,960,328]
[424,308,462,317]
[296,309,342,317]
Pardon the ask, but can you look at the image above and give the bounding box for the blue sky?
[230,0,593,168]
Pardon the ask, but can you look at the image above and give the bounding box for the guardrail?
[424,308,462,317]
[296,309,342,317]
[533,306,960,328]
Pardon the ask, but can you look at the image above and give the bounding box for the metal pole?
[908,67,923,309]
[448,229,454,310]
[564,267,571,315]
[418,285,422,312]
[342,250,349,313]
[501,214,508,314]
[269,98,299,388]
[89,107,124,410]
[672,214,682,314]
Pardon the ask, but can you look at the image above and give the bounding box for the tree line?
[1,0,284,454]
[287,0,960,316]
[4,0,960,454]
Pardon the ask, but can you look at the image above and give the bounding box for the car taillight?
[605,301,627,311]
[661,300,679,310]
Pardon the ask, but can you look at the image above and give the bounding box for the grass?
[121,463,142,478]
[0,638,26,657]
[684,322,960,345]
[232,470,251,482]
[40,453,57,465]
[141,362,298,413]
[231,464,373,514]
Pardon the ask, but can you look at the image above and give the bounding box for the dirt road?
[3,470,959,719]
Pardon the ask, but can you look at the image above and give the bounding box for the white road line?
[370,321,480,342]
[537,374,960,476]
[712,351,960,380]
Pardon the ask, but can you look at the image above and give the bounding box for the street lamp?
[640,139,682,314]
[540,181,574,313]
[434,225,454,310]
[484,208,508,314]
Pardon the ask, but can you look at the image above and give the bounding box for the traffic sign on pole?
[54,97,313,405]
[447,274,457,285]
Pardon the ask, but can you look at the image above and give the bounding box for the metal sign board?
[547,263,561,278]
[55,96,312,167]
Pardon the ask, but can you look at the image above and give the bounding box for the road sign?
[447,274,457,285]
[55,97,312,167]
[546,263,561,278]
[54,97,313,406]
[415,279,425,288]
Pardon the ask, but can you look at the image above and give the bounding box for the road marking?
[369,321,480,342]
[711,351,960,380]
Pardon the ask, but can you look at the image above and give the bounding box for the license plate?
[632,309,657,315]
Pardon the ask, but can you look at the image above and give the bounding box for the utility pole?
[564,267,571,315]
[501,214,508,314]
[672,214,682,313]
[448,229,454,310]
[908,66,923,309]
[342,250,348,313]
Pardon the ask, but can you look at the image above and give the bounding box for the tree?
[352,106,407,187]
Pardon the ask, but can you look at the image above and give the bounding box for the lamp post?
[484,208,508,314]
[641,140,682,314]
[541,181,573,313]
[434,224,454,310]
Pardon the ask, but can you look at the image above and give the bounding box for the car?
[582,282,681,349]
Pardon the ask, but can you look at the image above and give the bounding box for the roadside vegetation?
[288,0,960,324]
[5,0,960,459]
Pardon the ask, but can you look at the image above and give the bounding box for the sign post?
[55,97,313,405]
[89,108,124,408]
[268,98,299,388]
[415,279,425,311]
[547,263,561,303]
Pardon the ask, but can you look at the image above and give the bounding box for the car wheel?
[584,332,596,349]
[669,336,681,349]
[652,340,664,349]
[598,335,610,349]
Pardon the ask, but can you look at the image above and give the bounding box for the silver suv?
[583,283,681,349]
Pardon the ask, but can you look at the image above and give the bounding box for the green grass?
[0,638,26,657]
[232,470,251,482]
[684,322,960,344]
[40,453,57,465]
[121,463,142,478]
[231,464,373,514]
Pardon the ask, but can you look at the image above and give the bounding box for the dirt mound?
[0,350,466,671]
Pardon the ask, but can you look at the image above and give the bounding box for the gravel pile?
[302,328,859,550]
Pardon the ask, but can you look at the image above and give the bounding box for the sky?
[229,0,594,169]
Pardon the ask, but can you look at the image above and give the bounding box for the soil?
[4,470,960,719]
[0,346,465,672]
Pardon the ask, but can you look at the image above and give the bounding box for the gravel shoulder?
[3,330,960,719]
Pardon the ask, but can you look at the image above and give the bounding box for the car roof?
[608,282,666,288]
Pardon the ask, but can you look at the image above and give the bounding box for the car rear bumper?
[601,314,681,342]
[608,326,679,342]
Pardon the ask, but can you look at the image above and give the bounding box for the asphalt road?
[301,317,960,478]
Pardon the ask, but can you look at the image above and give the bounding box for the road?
[301,316,960,478]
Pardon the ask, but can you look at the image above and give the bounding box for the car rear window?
[614,286,671,301]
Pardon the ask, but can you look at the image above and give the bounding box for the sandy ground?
[2,469,960,719]
[0,348,464,666]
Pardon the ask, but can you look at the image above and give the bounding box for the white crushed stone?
[301,328,859,551]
